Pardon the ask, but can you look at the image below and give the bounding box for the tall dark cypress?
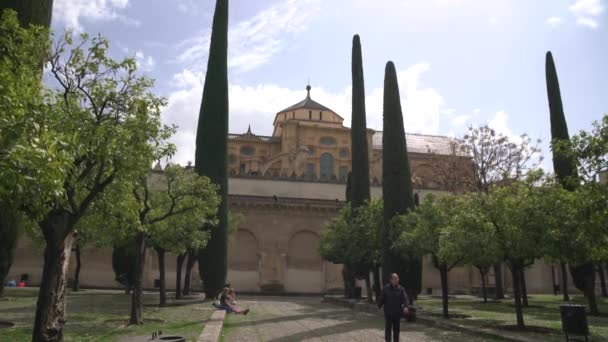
[546,51,578,191]
[546,51,598,315]
[382,62,420,296]
[195,0,229,299]
[0,0,54,28]
[351,34,371,209]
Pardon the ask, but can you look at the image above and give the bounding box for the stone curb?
[322,296,538,342]
[197,309,226,342]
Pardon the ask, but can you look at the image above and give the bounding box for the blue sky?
[49,0,607,165]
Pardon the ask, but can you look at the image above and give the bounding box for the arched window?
[339,148,349,158]
[320,153,334,180]
[240,146,255,156]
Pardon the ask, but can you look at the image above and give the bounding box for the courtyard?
[0,288,214,342]
[221,296,494,342]
[0,288,501,342]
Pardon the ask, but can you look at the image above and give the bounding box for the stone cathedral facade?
[10,86,562,295]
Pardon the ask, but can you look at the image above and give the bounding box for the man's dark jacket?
[378,284,409,316]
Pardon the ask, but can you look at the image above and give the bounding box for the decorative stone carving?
[259,145,309,177]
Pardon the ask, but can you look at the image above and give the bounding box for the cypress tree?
[195,0,229,299]
[351,35,375,303]
[111,241,138,294]
[351,34,371,209]
[546,51,578,191]
[0,0,54,28]
[382,61,420,296]
[546,51,597,315]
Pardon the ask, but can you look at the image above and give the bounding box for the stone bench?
[197,310,226,342]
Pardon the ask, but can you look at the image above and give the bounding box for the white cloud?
[488,16,498,26]
[569,0,605,29]
[576,17,600,28]
[487,110,519,142]
[545,16,562,27]
[176,0,199,14]
[176,0,321,74]
[53,0,138,31]
[162,62,456,165]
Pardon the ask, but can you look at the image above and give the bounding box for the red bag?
[403,306,416,322]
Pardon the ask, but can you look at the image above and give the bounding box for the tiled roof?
[228,133,274,142]
[372,132,458,155]
[277,86,340,118]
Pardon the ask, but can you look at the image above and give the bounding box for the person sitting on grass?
[219,287,249,315]
[229,288,238,305]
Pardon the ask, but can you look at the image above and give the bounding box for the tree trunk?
[72,244,81,292]
[372,265,382,302]
[551,265,557,296]
[494,263,504,299]
[510,265,525,330]
[175,253,186,300]
[598,264,607,298]
[129,233,146,325]
[32,210,74,342]
[439,264,449,319]
[342,264,356,298]
[478,267,488,303]
[582,264,599,315]
[561,262,570,301]
[520,268,529,307]
[183,250,197,296]
[0,208,19,298]
[156,248,166,307]
[364,270,373,303]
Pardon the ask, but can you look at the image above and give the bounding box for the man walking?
[378,273,409,342]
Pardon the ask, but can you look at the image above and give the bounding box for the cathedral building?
[10,86,560,295]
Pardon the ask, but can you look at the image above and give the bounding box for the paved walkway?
[221,297,495,342]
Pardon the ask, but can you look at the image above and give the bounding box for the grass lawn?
[0,287,214,342]
[416,294,608,341]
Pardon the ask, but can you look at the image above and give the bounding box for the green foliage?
[0,0,54,28]
[319,204,353,264]
[558,114,608,182]
[195,0,230,298]
[350,34,370,209]
[394,195,463,269]
[0,11,67,219]
[0,11,56,298]
[542,179,608,267]
[439,194,501,271]
[83,164,220,261]
[319,200,383,272]
[112,238,139,289]
[20,29,174,233]
[483,175,548,268]
[146,165,220,256]
[8,26,174,338]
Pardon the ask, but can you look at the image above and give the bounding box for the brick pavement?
[221,297,495,342]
